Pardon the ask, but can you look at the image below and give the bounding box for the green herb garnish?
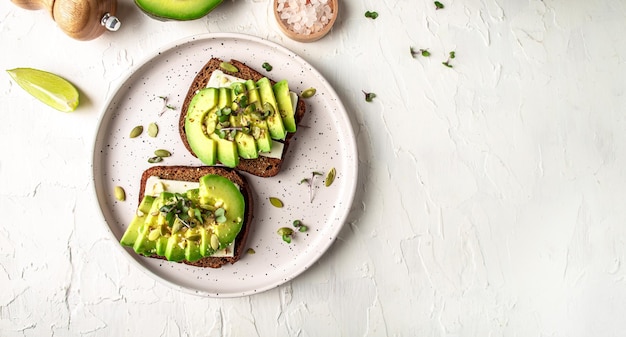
[434,1,444,9]
[362,90,376,102]
[410,47,431,58]
[299,171,324,203]
[262,62,273,71]
[365,11,379,19]
[442,51,456,68]
[293,219,308,232]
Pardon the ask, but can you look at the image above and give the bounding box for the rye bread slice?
[179,58,307,177]
[138,165,253,268]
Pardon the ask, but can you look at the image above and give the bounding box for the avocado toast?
[120,166,253,268]
[179,58,307,177]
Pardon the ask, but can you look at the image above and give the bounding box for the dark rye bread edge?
[138,165,254,269]
[178,58,307,177]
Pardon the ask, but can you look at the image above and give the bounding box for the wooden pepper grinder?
[11,0,121,40]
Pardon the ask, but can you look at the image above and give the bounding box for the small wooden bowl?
[273,0,338,43]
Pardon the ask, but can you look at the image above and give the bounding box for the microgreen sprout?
[262,62,273,71]
[362,90,376,102]
[410,47,431,58]
[365,11,379,19]
[214,208,227,223]
[293,219,308,232]
[434,1,444,9]
[158,96,176,116]
[442,50,456,68]
[299,171,324,203]
[160,193,205,229]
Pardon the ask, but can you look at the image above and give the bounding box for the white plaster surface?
[2,0,626,335]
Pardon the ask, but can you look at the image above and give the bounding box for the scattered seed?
[269,197,283,208]
[148,156,163,163]
[325,167,336,187]
[148,122,159,137]
[154,149,171,157]
[148,229,160,241]
[129,125,143,138]
[301,88,316,98]
[277,227,293,243]
[220,62,239,73]
[210,234,220,250]
[114,186,126,201]
[247,248,256,254]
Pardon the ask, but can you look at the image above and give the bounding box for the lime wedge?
[6,68,80,112]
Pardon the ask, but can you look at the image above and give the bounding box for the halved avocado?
[135,0,224,21]
[198,174,245,248]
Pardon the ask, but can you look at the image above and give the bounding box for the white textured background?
[2,0,626,335]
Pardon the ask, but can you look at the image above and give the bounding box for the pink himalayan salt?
[277,0,333,35]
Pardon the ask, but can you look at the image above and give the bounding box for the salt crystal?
[277,0,334,35]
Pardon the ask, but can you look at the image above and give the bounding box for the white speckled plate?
[92,33,357,297]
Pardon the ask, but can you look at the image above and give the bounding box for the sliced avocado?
[185,239,202,262]
[230,114,258,159]
[186,188,200,205]
[199,174,245,248]
[155,236,169,256]
[257,77,286,141]
[120,195,155,246]
[198,227,214,257]
[144,192,170,227]
[213,136,239,168]
[185,88,219,165]
[164,234,186,262]
[244,80,261,109]
[273,80,297,133]
[234,132,258,159]
[133,224,157,256]
[135,0,224,21]
[218,87,233,109]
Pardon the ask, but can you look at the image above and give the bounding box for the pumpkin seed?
[220,62,239,73]
[269,197,283,208]
[301,87,316,98]
[148,229,161,241]
[129,125,143,138]
[114,186,126,201]
[154,149,171,157]
[277,227,293,243]
[210,234,220,250]
[325,167,336,187]
[148,156,163,163]
[147,122,158,137]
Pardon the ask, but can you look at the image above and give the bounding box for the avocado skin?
[135,0,224,21]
